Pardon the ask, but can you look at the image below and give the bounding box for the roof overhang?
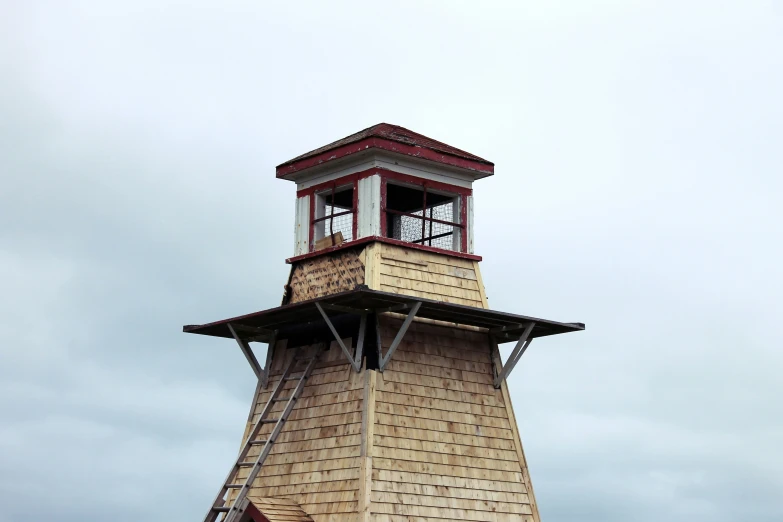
[183,287,584,343]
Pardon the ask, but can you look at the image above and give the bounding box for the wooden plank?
[314,231,344,251]
[373,424,515,451]
[378,243,476,269]
[261,446,361,466]
[249,480,360,498]
[252,400,362,424]
[262,422,362,444]
[364,243,380,290]
[372,469,526,493]
[379,273,483,300]
[372,458,522,482]
[374,412,514,440]
[376,380,504,408]
[374,402,511,430]
[260,435,361,455]
[251,457,361,478]
[380,329,489,355]
[391,349,493,374]
[372,480,528,502]
[379,369,497,396]
[373,446,521,472]
[392,341,491,364]
[372,515,533,522]
[379,284,484,308]
[472,260,489,308]
[310,515,359,522]
[267,360,353,378]
[256,390,364,414]
[379,264,481,289]
[373,435,519,462]
[302,501,357,514]
[247,468,360,486]
[286,400,363,421]
[371,491,530,514]
[379,259,479,281]
[380,253,429,266]
[359,369,377,522]
[385,359,493,386]
[376,391,507,419]
[255,413,363,434]
[372,502,532,521]
[491,339,542,522]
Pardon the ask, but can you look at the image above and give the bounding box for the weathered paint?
[277,123,494,179]
[294,195,310,257]
[357,175,381,239]
[467,195,474,255]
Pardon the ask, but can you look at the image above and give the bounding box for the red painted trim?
[380,172,469,253]
[277,137,494,179]
[286,236,482,264]
[304,175,361,246]
[236,502,266,522]
[298,169,473,255]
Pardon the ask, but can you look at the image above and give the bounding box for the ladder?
[203,343,324,522]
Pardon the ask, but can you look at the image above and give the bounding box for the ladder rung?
[212,506,230,512]
[284,376,301,381]
[248,439,267,445]
[237,462,255,468]
[261,418,279,424]
[272,397,290,402]
[225,484,244,489]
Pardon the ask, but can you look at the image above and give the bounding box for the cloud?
[1,1,782,521]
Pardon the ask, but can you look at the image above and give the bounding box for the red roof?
[276,123,494,179]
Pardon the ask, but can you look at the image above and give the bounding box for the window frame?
[307,177,358,251]
[380,171,470,254]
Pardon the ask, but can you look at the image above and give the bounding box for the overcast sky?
[1,1,782,521]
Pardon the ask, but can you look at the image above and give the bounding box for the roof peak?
[276,123,494,179]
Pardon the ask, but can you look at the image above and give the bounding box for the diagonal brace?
[228,323,276,388]
[315,302,365,372]
[493,321,535,388]
[378,301,422,371]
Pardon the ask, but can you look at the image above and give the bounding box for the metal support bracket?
[493,321,535,388]
[227,323,276,388]
[378,301,422,372]
[315,302,366,372]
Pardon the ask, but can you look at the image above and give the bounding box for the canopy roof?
[183,287,584,343]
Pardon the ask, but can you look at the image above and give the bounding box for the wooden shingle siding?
[240,340,363,521]
[374,244,486,308]
[370,317,534,522]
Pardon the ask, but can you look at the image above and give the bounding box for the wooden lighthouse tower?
[185,124,584,522]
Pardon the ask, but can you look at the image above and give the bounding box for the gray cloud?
[1,1,781,521]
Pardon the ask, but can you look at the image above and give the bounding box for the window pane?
[314,186,354,245]
[385,182,458,251]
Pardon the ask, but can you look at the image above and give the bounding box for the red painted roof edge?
[276,123,494,179]
[285,236,482,264]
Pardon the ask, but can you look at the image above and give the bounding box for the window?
[312,183,355,249]
[384,181,462,251]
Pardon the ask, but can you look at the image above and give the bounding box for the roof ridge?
[276,123,492,170]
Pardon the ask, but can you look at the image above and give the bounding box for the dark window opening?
[384,182,461,251]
